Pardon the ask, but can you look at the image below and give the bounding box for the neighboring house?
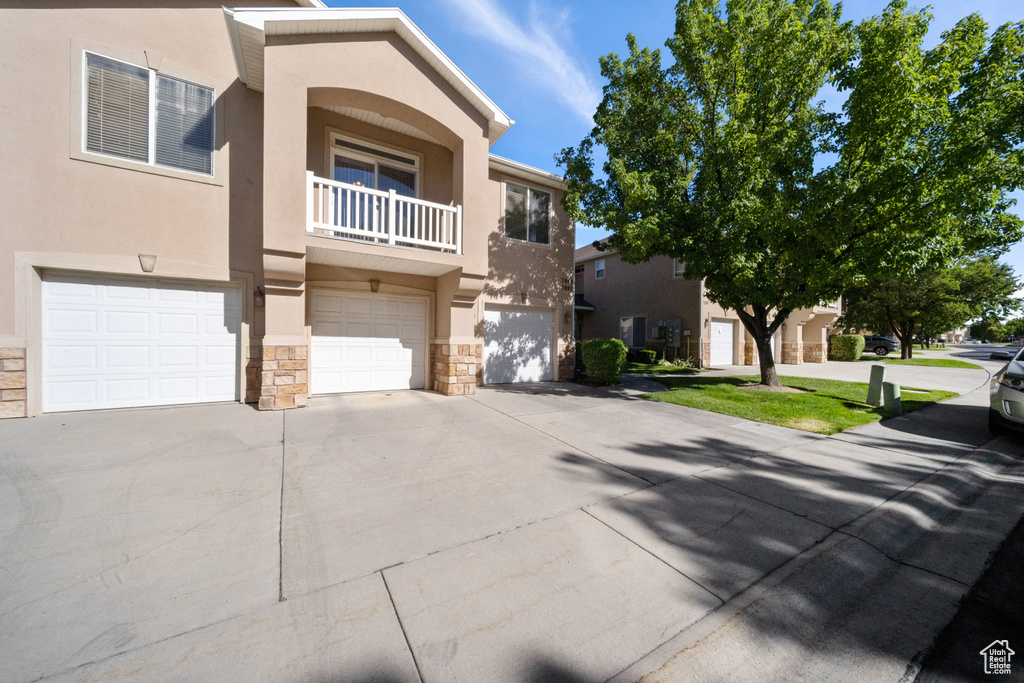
[0,2,574,419]
[943,326,969,343]
[575,246,841,367]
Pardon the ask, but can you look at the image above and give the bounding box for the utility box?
[656,318,682,349]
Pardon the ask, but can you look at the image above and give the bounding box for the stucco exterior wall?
[0,1,294,345]
[483,169,575,379]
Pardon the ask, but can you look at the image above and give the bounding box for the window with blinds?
[85,52,214,175]
[504,183,551,245]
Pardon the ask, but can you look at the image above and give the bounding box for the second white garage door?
[483,307,553,384]
[310,291,426,394]
[710,319,735,366]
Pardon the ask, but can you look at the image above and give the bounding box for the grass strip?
[646,375,957,435]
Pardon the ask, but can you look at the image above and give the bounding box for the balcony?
[307,172,462,255]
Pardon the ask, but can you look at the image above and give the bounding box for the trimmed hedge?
[829,334,865,361]
[582,338,628,384]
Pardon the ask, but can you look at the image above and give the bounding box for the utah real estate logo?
[980,640,1015,675]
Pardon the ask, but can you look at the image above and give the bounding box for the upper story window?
[595,259,606,279]
[331,135,418,198]
[505,183,550,245]
[85,52,214,175]
[673,259,686,278]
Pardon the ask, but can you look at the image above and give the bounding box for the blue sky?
[324,0,1024,278]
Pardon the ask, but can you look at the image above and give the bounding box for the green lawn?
[624,362,702,374]
[860,357,984,369]
[646,375,957,435]
[881,357,983,369]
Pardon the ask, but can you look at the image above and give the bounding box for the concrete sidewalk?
[0,354,1021,682]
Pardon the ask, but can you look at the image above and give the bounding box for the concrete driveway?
[1,350,1022,682]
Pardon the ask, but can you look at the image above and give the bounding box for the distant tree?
[1004,317,1024,341]
[558,0,1024,386]
[971,315,1009,343]
[839,257,1019,357]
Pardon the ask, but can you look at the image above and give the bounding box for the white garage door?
[42,273,241,413]
[310,291,426,394]
[710,319,735,366]
[484,307,553,384]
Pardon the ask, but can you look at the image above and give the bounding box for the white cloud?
[443,0,601,123]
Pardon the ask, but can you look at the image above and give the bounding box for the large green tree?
[558,0,1024,386]
[839,256,1020,358]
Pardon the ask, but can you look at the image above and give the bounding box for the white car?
[990,348,1024,434]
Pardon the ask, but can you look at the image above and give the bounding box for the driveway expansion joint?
[580,507,727,604]
[380,571,424,683]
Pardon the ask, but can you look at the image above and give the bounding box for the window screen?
[505,184,528,241]
[155,74,214,174]
[86,53,149,163]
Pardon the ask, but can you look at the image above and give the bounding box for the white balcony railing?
[307,172,462,255]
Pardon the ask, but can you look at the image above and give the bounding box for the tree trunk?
[735,305,786,388]
[897,327,914,359]
[755,333,780,388]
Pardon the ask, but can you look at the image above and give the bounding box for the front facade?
[575,247,840,367]
[0,2,574,419]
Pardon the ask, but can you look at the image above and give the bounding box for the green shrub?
[829,334,865,361]
[672,356,695,369]
[582,338,628,384]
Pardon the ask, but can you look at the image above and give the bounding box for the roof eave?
[489,154,565,189]
[224,7,513,146]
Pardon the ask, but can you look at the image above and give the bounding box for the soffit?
[321,106,442,146]
[307,245,461,277]
[224,7,513,145]
[489,154,565,190]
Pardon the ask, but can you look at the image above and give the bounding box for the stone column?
[802,320,829,363]
[431,342,482,395]
[258,344,308,410]
[743,329,756,365]
[781,322,804,364]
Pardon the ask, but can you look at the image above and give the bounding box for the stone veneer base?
[431,343,482,396]
[258,345,308,410]
[0,347,27,419]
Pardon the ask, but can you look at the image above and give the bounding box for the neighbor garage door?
[483,307,553,384]
[309,291,426,394]
[41,273,241,413]
[710,319,735,366]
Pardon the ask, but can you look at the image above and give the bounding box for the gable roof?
[223,7,513,145]
[575,241,612,264]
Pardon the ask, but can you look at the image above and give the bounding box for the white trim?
[489,154,565,189]
[225,7,513,144]
[595,259,605,279]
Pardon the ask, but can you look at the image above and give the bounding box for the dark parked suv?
[862,335,900,356]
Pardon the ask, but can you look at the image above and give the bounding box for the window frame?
[620,315,647,349]
[503,181,552,246]
[595,259,605,279]
[673,259,686,278]
[328,132,420,197]
[81,50,215,177]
